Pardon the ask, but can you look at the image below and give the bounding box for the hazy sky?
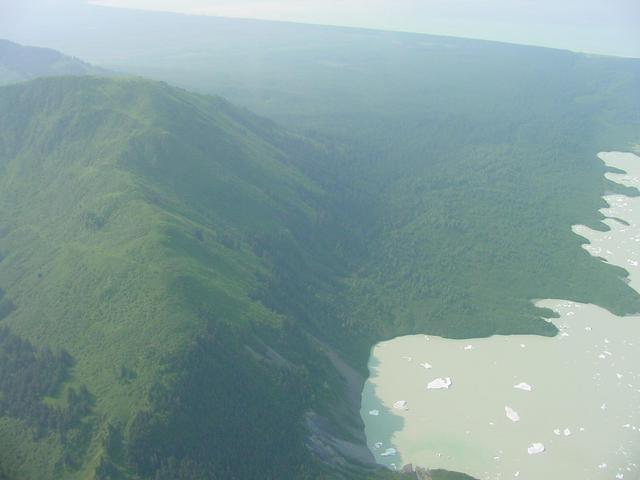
[88,0,640,57]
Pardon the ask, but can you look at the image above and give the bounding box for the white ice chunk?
[514,382,532,391]
[527,443,545,455]
[505,406,520,422]
[369,409,380,416]
[419,362,433,369]
[380,447,397,457]
[427,377,452,390]
[393,400,408,410]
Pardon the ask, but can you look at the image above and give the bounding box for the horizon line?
[87,1,640,61]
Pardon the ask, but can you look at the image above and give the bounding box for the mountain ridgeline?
[0,23,639,480]
[0,39,105,86]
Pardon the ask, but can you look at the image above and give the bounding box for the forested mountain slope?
[0,39,105,85]
[3,4,639,348]
[0,76,419,479]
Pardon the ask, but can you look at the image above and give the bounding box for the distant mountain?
[0,39,106,85]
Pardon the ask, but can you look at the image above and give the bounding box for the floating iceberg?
[393,400,408,410]
[514,382,532,391]
[463,344,475,350]
[563,428,571,436]
[369,409,380,416]
[527,443,545,455]
[380,447,397,457]
[419,362,433,369]
[427,377,452,389]
[505,406,520,422]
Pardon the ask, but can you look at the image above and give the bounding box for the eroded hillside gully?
[361,151,640,480]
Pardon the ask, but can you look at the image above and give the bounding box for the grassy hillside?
[0,39,105,86]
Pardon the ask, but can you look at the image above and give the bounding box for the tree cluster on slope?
[0,326,91,437]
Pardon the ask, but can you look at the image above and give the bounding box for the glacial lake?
[361,151,640,480]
